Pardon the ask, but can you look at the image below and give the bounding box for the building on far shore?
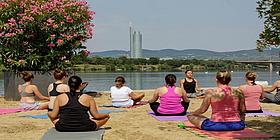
[129,22,142,58]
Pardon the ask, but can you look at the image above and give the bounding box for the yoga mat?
[23,113,48,119]
[148,111,188,121]
[99,101,148,108]
[41,128,104,140]
[98,109,127,113]
[0,108,24,115]
[184,121,272,139]
[246,110,280,117]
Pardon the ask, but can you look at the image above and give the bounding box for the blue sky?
[85,0,263,52]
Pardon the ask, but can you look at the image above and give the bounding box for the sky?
[85,0,263,52]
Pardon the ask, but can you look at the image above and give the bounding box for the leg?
[38,102,49,110]
[181,101,190,112]
[187,93,197,98]
[187,113,208,129]
[131,92,145,104]
[91,117,110,129]
[263,93,276,103]
[149,102,161,115]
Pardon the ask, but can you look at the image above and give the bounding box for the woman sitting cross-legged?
[239,71,264,113]
[48,76,110,132]
[18,71,50,110]
[110,76,145,107]
[148,74,190,116]
[187,70,246,131]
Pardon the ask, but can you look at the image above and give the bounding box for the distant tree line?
[71,56,273,72]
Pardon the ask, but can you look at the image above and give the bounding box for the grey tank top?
[20,84,35,97]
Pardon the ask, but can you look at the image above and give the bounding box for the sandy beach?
[1,89,280,140]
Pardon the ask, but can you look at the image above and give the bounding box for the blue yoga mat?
[23,114,49,119]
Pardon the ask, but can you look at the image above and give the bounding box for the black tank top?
[49,83,62,96]
[183,78,196,93]
[55,93,97,132]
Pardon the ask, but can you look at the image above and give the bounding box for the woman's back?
[210,86,241,122]
[157,86,184,114]
[56,93,96,132]
[242,84,262,110]
[18,84,36,103]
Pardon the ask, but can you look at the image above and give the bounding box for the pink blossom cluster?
[1,0,95,48]
[0,0,95,71]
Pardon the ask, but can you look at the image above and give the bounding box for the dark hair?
[68,76,82,94]
[165,74,176,87]
[185,70,192,74]
[216,69,231,85]
[53,69,67,80]
[245,71,257,85]
[20,71,34,82]
[115,76,125,84]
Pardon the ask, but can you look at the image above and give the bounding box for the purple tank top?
[157,86,184,114]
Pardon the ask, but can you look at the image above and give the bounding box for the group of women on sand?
[18,69,280,132]
[18,70,110,132]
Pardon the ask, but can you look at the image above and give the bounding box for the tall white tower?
[129,22,142,58]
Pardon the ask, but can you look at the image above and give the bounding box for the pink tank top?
[211,86,241,122]
[243,84,262,111]
[157,86,184,114]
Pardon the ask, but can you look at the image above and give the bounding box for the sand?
[1,90,280,140]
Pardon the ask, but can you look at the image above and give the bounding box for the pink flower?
[52,24,58,28]
[50,34,56,39]
[66,35,73,40]
[56,39,64,45]
[5,33,16,37]
[82,50,90,57]
[47,18,54,24]
[48,43,55,48]
[66,16,74,23]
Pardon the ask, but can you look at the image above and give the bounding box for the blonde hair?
[216,70,231,85]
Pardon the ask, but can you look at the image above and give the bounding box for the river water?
[0,71,278,96]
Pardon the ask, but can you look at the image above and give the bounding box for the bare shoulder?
[238,84,246,89]
[80,94,93,101]
[56,84,70,92]
[180,79,185,83]
[275,80,280,85]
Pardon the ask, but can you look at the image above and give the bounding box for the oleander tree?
[256,0,280,51]
[0,0,94,72]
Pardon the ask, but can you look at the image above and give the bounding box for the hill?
[91,48,280,60]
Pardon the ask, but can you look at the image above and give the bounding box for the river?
[0,71,278,96]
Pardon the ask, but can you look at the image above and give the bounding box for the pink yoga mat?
[0,108,24,115]
[246,110,280,117]
[148,111,188,121]
[184,121,272,139]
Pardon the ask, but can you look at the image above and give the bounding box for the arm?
[181,88,190,102]
[33,85,50,100]
[148,88,160,103]
[238,91,246,121]
[260,85,265,99]
[89,97,110,120]
[179,79,184,88]
[48,96,60,121]
[18,85,22,94]
[264,81,278,93]
[191,89,211,115]
[47,84,53,96]
[194,79,201,92]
